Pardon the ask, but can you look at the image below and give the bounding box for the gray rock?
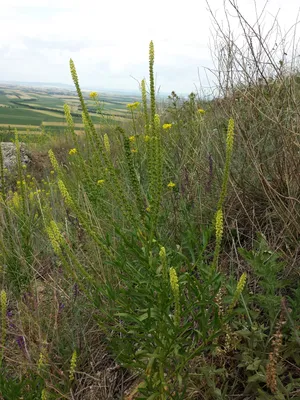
[0,142,30,171]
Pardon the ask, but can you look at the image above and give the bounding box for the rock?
[0,142,30,171]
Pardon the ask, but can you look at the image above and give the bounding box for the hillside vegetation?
[0,6,300,400]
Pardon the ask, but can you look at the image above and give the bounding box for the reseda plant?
[46,41,245,399]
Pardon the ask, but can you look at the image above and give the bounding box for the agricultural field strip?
[0,84,139,127]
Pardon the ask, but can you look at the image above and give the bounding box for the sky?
[0,0,299,94]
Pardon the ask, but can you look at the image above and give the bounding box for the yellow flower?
[236,272,247,294]
[169,267,180,326]
[129,135,135,142]
[169,268,179,296]
[58,180,73,207]
[131,149,138,153]
[167,181,176,188]
[146,206,151,212]
[48,149,60,173]
[97,179,105,185]
[144,135,150,142]
[162,123,172,130]
[41,389,48,400]
[69,350,77,382]
[215,209,224,245]
[50,170,55,175]
[228,272,247,313]
[69,148,77,155]
[89,91,98,99]
[37,351,46,371]
[103,133,110,154]
[126,102,140,110]
[198,108,205,114]
[226,118,235,154]
[1,289,7,354]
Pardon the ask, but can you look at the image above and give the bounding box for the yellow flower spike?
[97,179,105,185]
[103,134,110,154]
[215,209,224,244]
[58,180,73,207]
[162,123,172,130]
[89,91,98,99]
[169,268,180,326]
[198,108,205,114]
[211,209,224,272]
[37,351,45,371]
[41,389,48,400]
[1,290,7,365]
[129,135,135,142]
[217,118,235,210]
[64,104,75,131]
[170,268,179,297]
[228,272,247,314]
[159,246,167,280]
[69,350,77,382]
[46,221,64,255]
[167,181,176,189]
[159,246,166,261]
[48,150,60,173]
[69,148,77,155]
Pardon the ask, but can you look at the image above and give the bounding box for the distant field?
[0,84,140,130]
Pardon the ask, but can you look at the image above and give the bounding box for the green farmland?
[0,83,140,133]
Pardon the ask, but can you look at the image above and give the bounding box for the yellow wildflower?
[58,180,73,207]
[169,268,180,326]
[215,209,224,245]
[144,135,150,142]
[129,136,135,142]
[226,118,235,154]
[131,149,138,153]
[127,102,140,110]
[89,91,98,99]
[69,350,77,381]
[1,289,7,355]
[50,170,55,175]
[167,181,176,188]
[37,351,46,371]
[69,148,77,155]
[41,389,48,400]
[198,108,205,114]
[146,206,151,212]
[97,179,105,185]
[103,133,110,154]
[48,150,60,173]
[228,272,247,313]
[170,268,179,297]
[162,123,172,130]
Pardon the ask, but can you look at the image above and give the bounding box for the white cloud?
[0,0,299,93]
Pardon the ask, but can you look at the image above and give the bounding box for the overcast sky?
[1,0,299,94]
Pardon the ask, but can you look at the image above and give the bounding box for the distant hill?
[0,80,144,96]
